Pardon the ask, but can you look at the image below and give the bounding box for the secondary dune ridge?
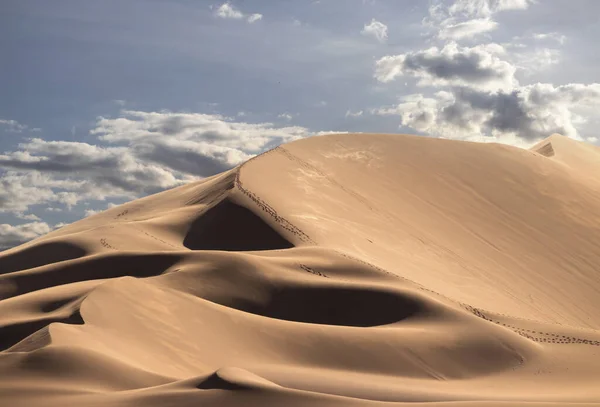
[2,133,600,406]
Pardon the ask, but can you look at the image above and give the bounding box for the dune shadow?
[238,285,424,327]
[1,253,181,300]
[196,372,246,391]
[0,241,87,276]
[183,199,293,251]
[1,311,84,352]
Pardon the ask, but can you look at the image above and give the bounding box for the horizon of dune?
[2,132,600,406]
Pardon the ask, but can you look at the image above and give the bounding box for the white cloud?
[438,18,498,40]
[361,19,388,43]
[375,92,455,133]
[514,48,561,74]
[374,83,600,144]
[533,32,566,45]
[0,173,56,213]
[278,113,293,120]
[16,213,41,221]
[247,13,263,23]
[375,42,516,91]
[215,2,243,19]
[345,110,364,118]
[0,119,27,133]
[425,0,535,43]
[0,222,51,250]
[447,0,535,18]
[45,207,62,212]
[215,2,262,23]
[85,209,100,217]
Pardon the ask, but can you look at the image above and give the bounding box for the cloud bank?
[375,42,516,91]
[0,111,326,220]
[375,83,600,143]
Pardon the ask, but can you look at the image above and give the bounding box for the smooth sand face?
[2,133,600,406]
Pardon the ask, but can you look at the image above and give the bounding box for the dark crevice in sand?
[183,198,294,251]
[1,253,181,299]
[0,241,87,276]
[232,285,425,327]
[534,142,555,157]
[1,310,84,352]
[196,372,248,391]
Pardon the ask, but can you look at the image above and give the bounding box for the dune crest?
[2,133,600,406]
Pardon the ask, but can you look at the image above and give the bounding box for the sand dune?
[2,133,600,406]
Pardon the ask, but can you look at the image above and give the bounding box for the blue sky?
[2,0,600,249]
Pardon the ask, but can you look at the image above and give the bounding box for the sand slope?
[2,133,600,406]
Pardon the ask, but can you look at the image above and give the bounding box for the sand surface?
[2,133,600,406]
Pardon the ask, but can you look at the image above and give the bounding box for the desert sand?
[2,133,600,406]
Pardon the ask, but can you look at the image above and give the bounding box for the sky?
[2,0,600,249]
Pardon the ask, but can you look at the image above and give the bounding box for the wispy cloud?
[438,18,498,40]
[215,2,263,23]
[533,32,566,45]
[361,19,388,42]
[345,110,364,118]
[0,119,40,133]
[247,13,263,23]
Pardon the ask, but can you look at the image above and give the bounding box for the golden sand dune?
[2,133,600,406]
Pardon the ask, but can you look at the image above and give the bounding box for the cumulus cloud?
[374,83,600,143]
[0,110,327,217]
[375,42,516,91]
[215,2,243,19]
[0,173,57,213]
[215,2,262,23]
[0,139,182,211]
[0,222,51,250]
[438,18,498,40]
[361,19,388,42]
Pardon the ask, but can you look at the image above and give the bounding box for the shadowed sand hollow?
[183,198,293,251]
[2,133,600,406]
